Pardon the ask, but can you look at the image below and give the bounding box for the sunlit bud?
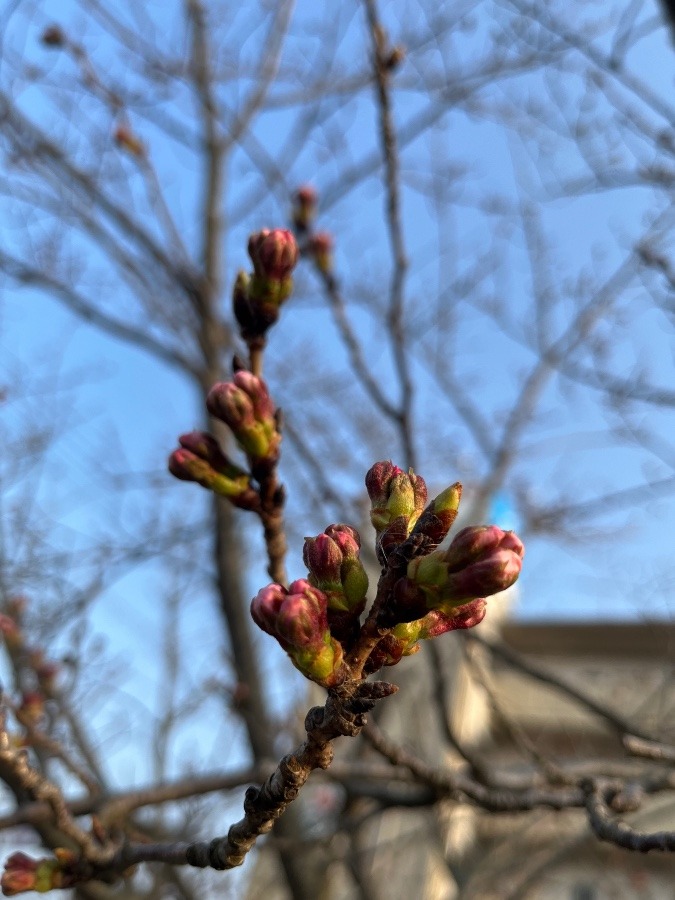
[292,185,318,232]
[113,124,145,157]
[395,527,524,619]
[250,582,288,637]
[17,692,45,728]
[303,525,369,636]
[206,373,280,465]
[365,461,427,534]
[364,622,423,673]
[441,547,523,603]
[41,25,65,47]
[444,525,525,572]
[410,483,462,551]
[1,850,76,895]
[307,231,334,275]
[303,533,342,585]
[248,229,299,281]
[417,598,487,638]
[168,448,258,508]
[251,580,344,686]
[275,581,328,648]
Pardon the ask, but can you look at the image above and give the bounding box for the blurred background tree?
[0,0,674,897]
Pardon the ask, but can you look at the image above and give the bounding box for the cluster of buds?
[251,580,344,686]
[169,369,282,502]
[389,524,525,625]
[251,523,371,684]
[1,849,78,895]
[206,370,280,475]
[250,461,524,684]
[233,229,299,344]
[303,525,369,646]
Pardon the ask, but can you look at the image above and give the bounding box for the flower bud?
[303,524,368,613]
[292,185,317,232]
[307,231,334,275]
[1,850,77,895]
[365,462,427,561]
[233,270,280,340]
[444,525,524,571]
[168,446,258,509]
[441,526,524,601]
[410,482,462,552]
[385,527,524,624]
[417,598,487,638]
[251,580,344,686]
[206,373,280,466]
[248,229,298,281]
[1,853,38,895]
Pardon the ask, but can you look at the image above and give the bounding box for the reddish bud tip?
[248,229,299,281]
[292,185,318,232]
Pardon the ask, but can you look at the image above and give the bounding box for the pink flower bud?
[250,581,344,685]
[444,525,524,572]
[443,548,523,601]
[2,853,38,895]
[292,185,318,232]
[418,598,487,638]
[389,526,524,623]
[250,583,288,636]
[324,523,361,558]
[303,525,368,621]
[206,374,279,465]
[248,229,298,281]
[168,448,258,508]
[365,461,427,536]
[303,533,343,585]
